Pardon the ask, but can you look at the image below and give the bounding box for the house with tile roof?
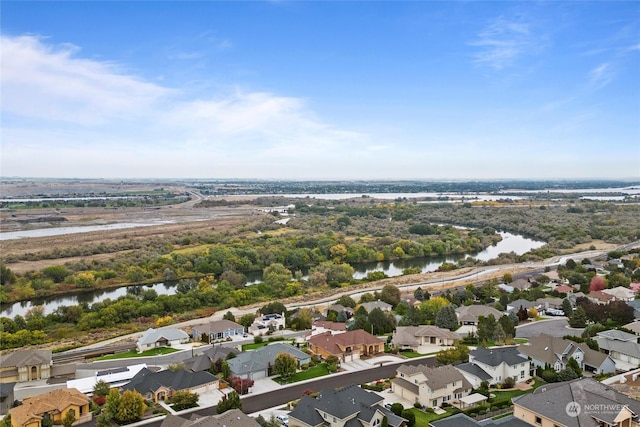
[0,350,51,383]
[192,320,245,343]
[307,330,384,362]
[390,326,460,352]
[456,346,530,387]
[391,364,472,409]
[121,368,218,403]
[594,330,640,371]
[227,342,310,380]
[288,384,406,427]
[136,328,190,353]
[9,388,90,427]
[160,409,260,427]
[518,334,616,375]
[513,377,640,427]
[455,305,503,326]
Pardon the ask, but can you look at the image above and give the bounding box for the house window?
[535,416,542,424]
[432,399,437,407]
[443,395,450,402]
[521,371,525,378]
[452,381,456,386]
[69,409,76,418]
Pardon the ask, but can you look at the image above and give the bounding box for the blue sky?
[1,1,639,180]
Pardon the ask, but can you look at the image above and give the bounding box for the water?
[0,232,544,318]
[0,221,174,241]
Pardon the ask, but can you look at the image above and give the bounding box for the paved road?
[128,356,436,427]
[515,318,584,339]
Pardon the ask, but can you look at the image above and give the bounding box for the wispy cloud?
[470,15,542,70]
[0,35,369,178]
[589,62,615,88]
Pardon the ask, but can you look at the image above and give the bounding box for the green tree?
[566,357,583,377]
[93,379,111,398]
[436,342,469,365]
[498,315,515,340]
[273,352,298,379]
[168,390,199,410]
[261,263,293,296]
[414,287,424,301]
[221,359,231,380]
[239,314,256,330]
[476,315,497,344]
[380,284,401,308]
[390,403,404,416]
[62,411,76,427]
[434,305,458,330]
[368,308,396,334]
[0,264,16,286]
[217,391,242,413]
[401,409,416,427]
[104,389,121,421]
[115,390,147,424]
[43,265,70,283]
[562,299,573,317]
[336,295,356,308]
[569,306,587,328]
[223,311,236,322]
[419,297,450,322]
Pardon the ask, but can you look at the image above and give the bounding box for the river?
[0,232,543,318]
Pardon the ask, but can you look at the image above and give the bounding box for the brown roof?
[308,330,383,355]
[588,290,615,302]
[391,326,460,347]
[11,388,88,426]
[313,321,347,331]
[518,334,610,368]
[161,409,260,427]
[554,285,575,293]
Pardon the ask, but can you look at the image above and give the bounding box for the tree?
[401,410,415,427]
[569,306,587,328]
[368,308,396,334]
[43,265,70,283]
[220,359,231,380]
[217,391,242,413]
[239,313,256,330]
[528,307,539,319]
[223,311,236,322]
[336,295,356,308]
[589,276,607,292]
[414,287,424,301]
[557,367,580,382]
[498,315,515,339]
[290,307,313,331]
[562,299,573,317]
[436,342,469,365]
[228,376,254,394]
[326,355,340,372]
[419,297,450,322]
[380,284,401,308]
[476,315,497,344]
[261,263,292,296]
[390,403,404,417]
[62,411,76,427]
[260,302,287,316]
[567,357,583,377]
[115,390,147,424]
[434,305,458,330]
[517,305,529,321]
[93,379,111,398]
[104,389,121,422]
[273,352,298,379]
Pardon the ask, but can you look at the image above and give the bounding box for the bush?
[254,336,263,344]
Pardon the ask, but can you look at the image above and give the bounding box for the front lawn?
[409,407,460,424]
[274,363,330,384]
[95,347,179,360]
[398,350,426,358]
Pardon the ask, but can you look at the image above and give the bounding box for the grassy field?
[95,347,179,360]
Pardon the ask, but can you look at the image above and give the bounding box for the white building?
[136,328,190,353]
[456,346,530,387]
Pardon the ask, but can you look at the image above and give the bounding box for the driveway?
[516,318,584,339]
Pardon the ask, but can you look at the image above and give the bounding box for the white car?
[276,415,289,425]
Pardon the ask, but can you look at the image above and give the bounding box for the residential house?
[626,301,640,320]
[497,283,514,293]
[248,313,286,336]
[289,384,406,427]
[227,342,311,380]
[121,368,218,402]
[510,279,532,291]
[513,377,640,427]
[183,346,236,373]
[192,320,245,342]
[307,330,384,362]
[595,330,640,371]
[506,299,537,313]
[390,326,460,352]
[391,364,472,409]
[554,284,577,294]
[0,382,15,415]
[456,346,530,387]
[66,363,148,395]
[325,304,355,318]
[455,306,503,326]
[588,290,615,305]
[603,286,637,302]
[359,301,393,313]
[9,388,91,427]
[161,409,260,427]
[518,334,616,375]
[136,328,189,353]
[308,321,347,337]
[535,297,564,310]
[565,291,587,307]
[430,413,530,427]
[0,350,51,383]
[624,322,640,335]
[161,409,259,427]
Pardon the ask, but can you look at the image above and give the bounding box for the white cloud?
[470,15,542,70]
[0,34,374,178]
[588,62,614,88]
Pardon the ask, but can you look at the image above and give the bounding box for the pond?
[0,232,544,318]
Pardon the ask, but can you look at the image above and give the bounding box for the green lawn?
[491,379,546,403]
[514,338,528,344]
[95,347,179,360]
[242,338,294,351]
[398,351,426,358]
[274,363,330,384]
[409,407,460,425]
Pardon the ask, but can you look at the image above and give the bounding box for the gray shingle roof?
[137,328,189,345]
[227,342,310,377]
[161,409,260,427]
[122,368,217,394]
[396,364,471,392]
[391,326,460,347]
[183,346,236,372]
[0,349,51,368]
[455,306,503,323]
[455,363,492,381]
[514,378,640,427]
[470,346,528,367]
[518,334,610,369]
[192,319,244,334]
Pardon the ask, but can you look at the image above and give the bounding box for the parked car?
[276,415,289,425]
